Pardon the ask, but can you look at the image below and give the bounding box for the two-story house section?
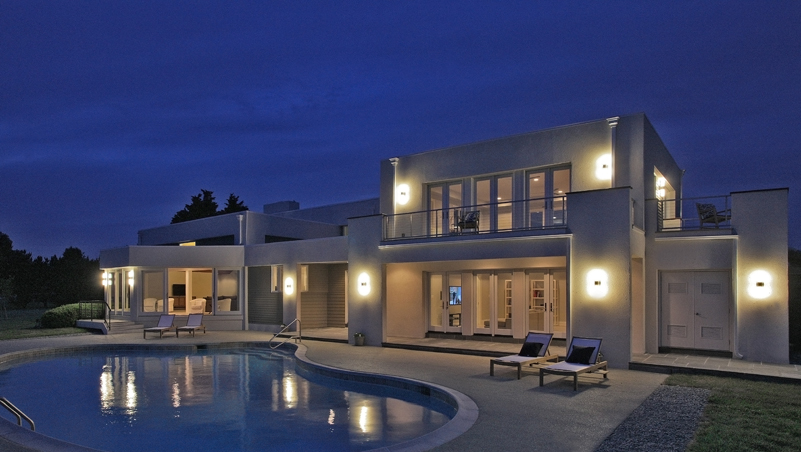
[100,113,789,368]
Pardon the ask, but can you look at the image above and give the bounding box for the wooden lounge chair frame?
[456,210,480,234]
[176,313,206,337]
[696,202,731,228]
[143,314,175,339]
[490,332,557,379]
[539,336,608,391]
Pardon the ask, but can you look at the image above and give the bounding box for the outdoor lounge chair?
[143,314,175,339]
[176,313,206,337]
[696,202,731,228]
[490,332,557,379]
[539,336,608,391]
[456,210,480,233]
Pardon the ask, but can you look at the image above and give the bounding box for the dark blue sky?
[1,1,799,258]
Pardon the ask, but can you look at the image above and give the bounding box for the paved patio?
[1,330,800,451]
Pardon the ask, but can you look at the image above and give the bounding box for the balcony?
[657,195,732,231]
[383,196,568,241]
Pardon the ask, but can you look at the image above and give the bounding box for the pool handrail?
[0,396,35,431]
[269,318,301,350]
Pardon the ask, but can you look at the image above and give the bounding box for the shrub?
[40,303,80,328]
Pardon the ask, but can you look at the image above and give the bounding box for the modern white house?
[99,113,789,367]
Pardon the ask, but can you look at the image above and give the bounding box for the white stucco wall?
[382,117,617,216]
[568,187,634,368]
[347,215,386,346]
[732,189,789,363]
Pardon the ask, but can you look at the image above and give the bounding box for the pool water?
[0,349,455,451]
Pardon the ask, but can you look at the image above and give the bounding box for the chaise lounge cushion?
[566,345,595,364]
[519,341,543,357]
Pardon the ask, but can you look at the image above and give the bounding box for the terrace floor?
[1,329,799,451]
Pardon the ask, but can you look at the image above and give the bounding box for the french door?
[473,272,514,336]
[428,182,462,236]
[527,270,566,338]
[106,270,131,315]
[475,175,512,231]
[527,168,570,228]
[428,273,462,333]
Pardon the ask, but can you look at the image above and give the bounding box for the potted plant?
[353,332,365,346]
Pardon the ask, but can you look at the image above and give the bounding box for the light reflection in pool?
[0,350,454,451]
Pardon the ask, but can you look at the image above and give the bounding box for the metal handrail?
[384,195,568,240]
[268,318,302,350]
[656,195,731,231]
[0,397,35,431]
[78,300,112,332]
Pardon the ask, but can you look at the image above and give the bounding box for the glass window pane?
[168,270,186,313]
[216,270,240,312]
[497,176,512,230]
[142,270,164,313]
[496,272,513,330]
[191,270,213,314]
[429,274,442,328]
[475,273,490,329]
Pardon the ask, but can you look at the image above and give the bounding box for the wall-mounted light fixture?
[284,277,295,295]
[595,154,612,180]
[395,184,410,205]
[747,270,772,299]
[101,271,112,287]
[357,272,371,296]
[587,269,608,298]
[127,270,134,287]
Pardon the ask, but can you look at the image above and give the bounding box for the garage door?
[661,271,730,352]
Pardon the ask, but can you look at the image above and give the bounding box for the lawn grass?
[666,373,801,451]
[0,309,91,340]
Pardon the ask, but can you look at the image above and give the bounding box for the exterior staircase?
[76,318,144,335]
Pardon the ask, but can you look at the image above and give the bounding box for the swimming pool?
[0,345,467,451]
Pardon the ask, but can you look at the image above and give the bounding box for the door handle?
[695,312,700,316]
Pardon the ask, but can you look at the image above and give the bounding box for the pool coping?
[0,342,478,452]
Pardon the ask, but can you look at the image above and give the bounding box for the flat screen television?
[448,286,462,305]
[172,284,186,296]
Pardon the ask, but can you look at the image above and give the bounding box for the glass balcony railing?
[657,195,731,231]
[384,196,567,241]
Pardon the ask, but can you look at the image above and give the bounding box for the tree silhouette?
[171,190,248,223]
[0,232,101,308]
[171,189,219,223]
[219,193,248,214]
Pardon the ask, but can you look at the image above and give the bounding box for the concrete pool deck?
[1,330,795,451]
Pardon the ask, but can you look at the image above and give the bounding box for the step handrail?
[78,300,112,332]
[268,319,301,350]
[0,397,35,431]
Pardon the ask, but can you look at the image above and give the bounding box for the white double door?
[661,271,730,351]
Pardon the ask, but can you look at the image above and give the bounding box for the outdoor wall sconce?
[595,154,612,180]
[101,272,111,287]
[396,184,410,205]
[357,272,371,296]
[127,270,134,287]
[587,269,608,298]
[747,270,772,299]
[284,277,295,295]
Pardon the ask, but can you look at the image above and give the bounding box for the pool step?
[76,319,144,335]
